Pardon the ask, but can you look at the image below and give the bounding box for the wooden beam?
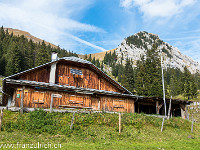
[191,114,194,133]
[119,113,121,134]
[167,97,172,119]
[58,105,93,109]
[138,102,155,106]
[156,101,159,114]
[180,104,186,111]
[132,101,135,113]
[180,104,186,119]
[0,109,3,131]
[98,99,100,110]
[158,103,164,110]
[20,86,25,114]
[161,118,165,132]
[70,112,76,130]
[156,101,163,114]
[99,78,101,90]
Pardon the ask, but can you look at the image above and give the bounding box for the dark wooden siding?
[19,66,50,83]
[14,87,135,113]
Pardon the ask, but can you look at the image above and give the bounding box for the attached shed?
[135,97,191,119]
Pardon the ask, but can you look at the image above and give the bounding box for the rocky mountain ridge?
[115,31,200,74]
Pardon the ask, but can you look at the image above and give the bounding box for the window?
[70,68,83,75]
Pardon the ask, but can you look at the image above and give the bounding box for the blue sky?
[0,0,200,62]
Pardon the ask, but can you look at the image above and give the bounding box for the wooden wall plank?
[55,62,122,93]
[19,66,50,83]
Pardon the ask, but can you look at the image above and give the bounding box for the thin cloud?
[30,21,106,52]
[120,0,196,18]
[0,0,106,51]
[178,29,200,34]
[164,36,200,41]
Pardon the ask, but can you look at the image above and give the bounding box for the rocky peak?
[115,31,200,74]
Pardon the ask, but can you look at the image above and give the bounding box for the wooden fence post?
[156,101,159,114]
[167,96,172,119]
[50,94,54,113]
[20,86,25,114]
[119,113,121,134]
[0,109,3,131]
[191,115,194,133]
[70,112,76,130]
[161,118,165,132]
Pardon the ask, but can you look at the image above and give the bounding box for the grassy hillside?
[5,28,58,48]
[0,110,199,149]
[79,48,116,61]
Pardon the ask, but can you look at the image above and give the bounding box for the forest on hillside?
[0,26,77,76]
[87,45,200,100]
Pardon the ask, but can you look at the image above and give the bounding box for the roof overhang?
[139,96,192,105]
[5,79,138,99]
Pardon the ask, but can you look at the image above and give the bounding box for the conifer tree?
[88,54,92,62]
[35,41,50,66]
[91,57,96,65]
[103,52,108,64]
[95,59,100,68]
[190,77,197,99]
[112,63,119,77]
[169,69,176,96]
[5,42,22,76]
[84,54,87,60]
[183,67,192,99]
[121,58,135,93]
[135,56,146,95]
[117,64,124,83]
[27,39,36,67]
[135,45,162,97]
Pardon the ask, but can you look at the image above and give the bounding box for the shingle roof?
[61,56,93,65]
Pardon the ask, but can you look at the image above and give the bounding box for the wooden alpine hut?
[1,53,191,118]
[1,53,138,113]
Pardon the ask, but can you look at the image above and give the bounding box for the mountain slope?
[78,49,116,60]
[4,28,58,48]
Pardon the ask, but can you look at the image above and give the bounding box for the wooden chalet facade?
[1,55,191,118]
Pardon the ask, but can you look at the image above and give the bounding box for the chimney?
[49,52,58,84]
[51,52,58,62]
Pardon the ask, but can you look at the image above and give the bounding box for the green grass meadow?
[0,110,199,150]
